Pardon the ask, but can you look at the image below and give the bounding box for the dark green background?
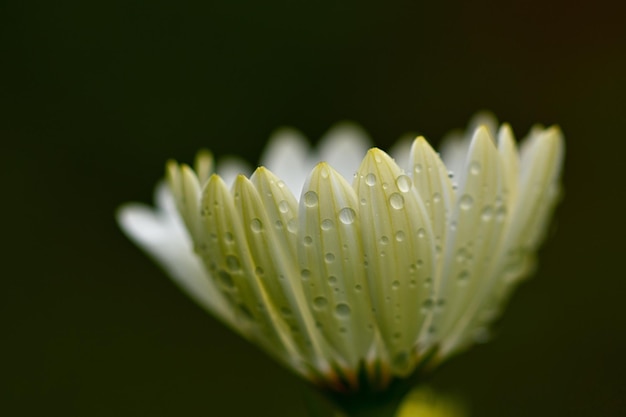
[3,0,625,415]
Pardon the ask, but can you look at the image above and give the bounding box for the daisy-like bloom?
[117,114,564,393]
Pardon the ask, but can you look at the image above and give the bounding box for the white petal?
[261,127,313,195]
[216,156,251,188]
[298,163,380,373]
[317,122,372,181]
[116,183,233,323]
[354,149,436,375]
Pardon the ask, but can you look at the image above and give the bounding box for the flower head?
[118,114,564,393]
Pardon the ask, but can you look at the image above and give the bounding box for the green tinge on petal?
[355,148,436,376]
[435,126,506,353]
[298,162,379,375]
[199,174,306,374]
[232,174,330,370]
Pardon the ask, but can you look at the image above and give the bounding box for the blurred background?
[2,0,625,415]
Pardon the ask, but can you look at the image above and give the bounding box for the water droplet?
[303,235,313,245]
[320,166,330,178]
[392,351,410,370]
[460,194,474,210]
[457,270,470,283]
[250,218,263,232]
[338,207,356,224]
[409,279,417,288]
[416,259,424,268]
[255,266,264,276]
[335,303,351,317]
[328,275,338,284]
[417,228,426,238]
[379,235,389,245]
[496,206,507,222]
[300,269,311,280]
[422,298,434,310]
[481,206,493,222]
[354,284,362,292]
[226,255,241,272]
[393,331,402,340]
[389,193,405,209]
[395,231,405,242]
[287,218,297,233]
[433,193,441,203]
[321,219,334,230]
[470,161,481,175]
[277,180,285,188]
[218,270,234,288]
[275,220,283,229]
[313,296,328,309]
[278,200,289,213]
[304,191,319,207]
[414,163,423,174]
[365,173,377,186]
[224,232,233,243]
[396,175,412,192]
[360,198,367,205]
[392,280,400,290]
[325,253,336,263]
[456,248,468,263]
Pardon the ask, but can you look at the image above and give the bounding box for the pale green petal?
[199,174,306,375]
[298,163,381,375]
[354,149,435,375]
[435,126,506,354]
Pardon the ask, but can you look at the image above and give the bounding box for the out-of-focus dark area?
[2,0,625,415]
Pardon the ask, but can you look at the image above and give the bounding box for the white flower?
[117,113,564,392]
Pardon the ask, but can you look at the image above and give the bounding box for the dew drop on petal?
[328,275,338,284]
[365,173,377,186]
[338,207,356,225]
[395,231,405,242]
[392,280,400,290]
[250,218,263,232]
[481,206,493,222]
[218,270,234,288]
[335,303,351,317]
[414,163,423,174]
[392,351,410,370]
[224,232,234,243]
[313,296,328,309]
[460,194,474,210]
[417,228,426,239]
[470,161,481,175]
[396,175,412,193]
[287,218,298,233]
[300,269,311,280]
[226,255,241,272]
[325,253,336,263]
[278,200,289,213]
[496,206,507,222]
[432,193,441,203]
[389,193,405,209]
[255,266,264,276]
[379,235,389,245]
[320,166,330,179]
[457,270,470,283]
[303,235,313,245]
[304,191,319,207]
[321,219,334,231]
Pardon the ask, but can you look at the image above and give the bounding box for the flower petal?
[116,183,233,323]
[355,149,436,375]
[298,162,380,374]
